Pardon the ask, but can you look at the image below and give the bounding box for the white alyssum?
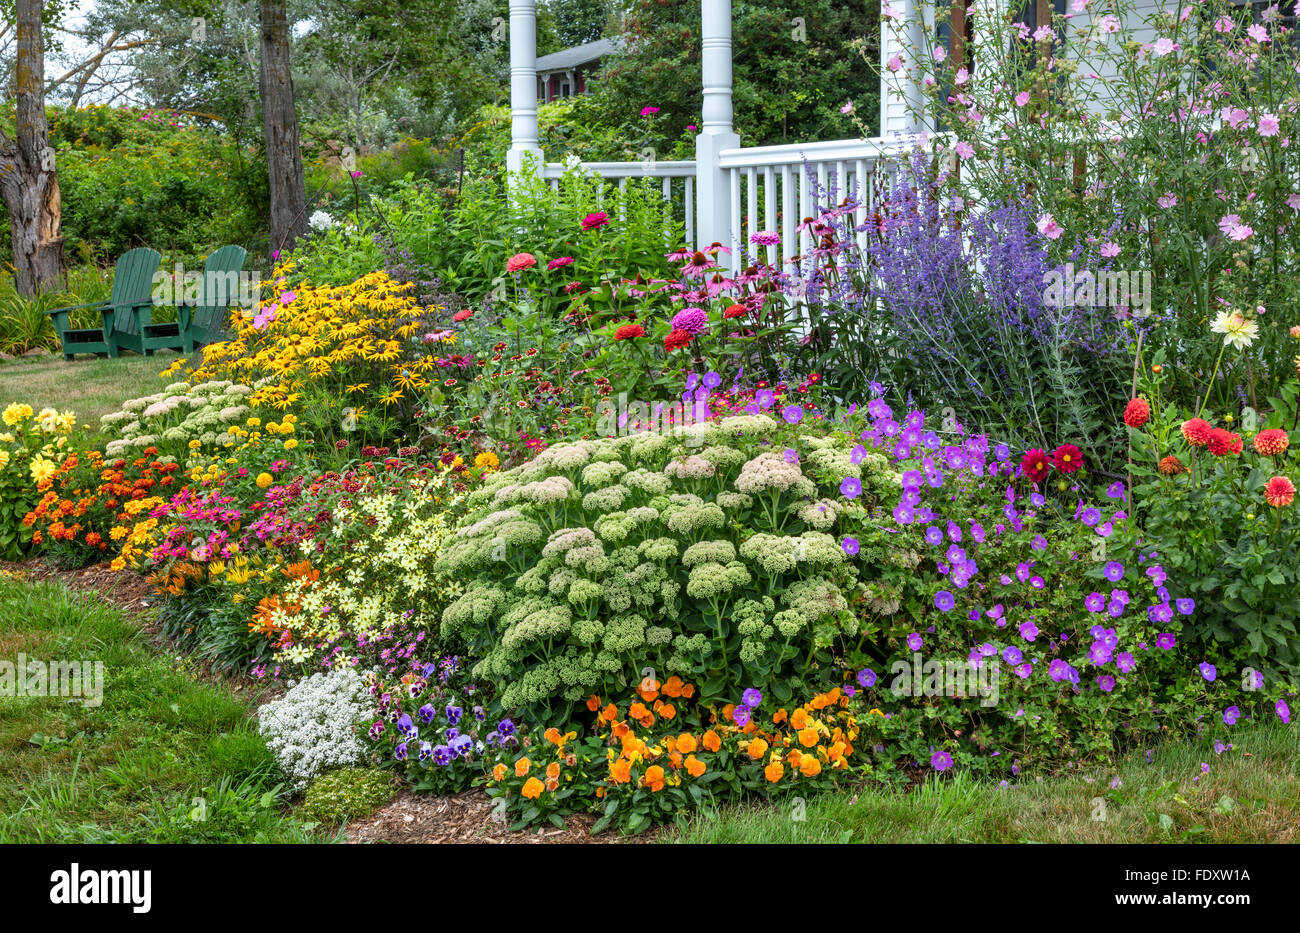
[257,667,370,790]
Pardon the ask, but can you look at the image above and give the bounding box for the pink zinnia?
[580,212,609,231]
[671,307,709,335]
[546,256,574,271]
[506,252,536,273]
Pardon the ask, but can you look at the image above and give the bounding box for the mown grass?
[0,352,184,429]
[0,574,334,843]
[665,723,1300,844]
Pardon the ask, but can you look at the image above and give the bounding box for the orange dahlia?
[1265,476,1295,508]
[1157,455,1188,476]
[1254,429,1290,457]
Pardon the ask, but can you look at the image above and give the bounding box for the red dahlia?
[1181,417,1212,446]
[1020,449,1052,484]
[614,324,646,341]
[1052,444,1084,473]
[1207,428,1242,457]
[1123,397,1150,428]
[663,329,694,352]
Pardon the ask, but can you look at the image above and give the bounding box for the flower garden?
[2,0,1299,847]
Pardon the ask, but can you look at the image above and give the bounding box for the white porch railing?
[506,0,930,274]
[541,160,698,247]
[717,136,918,272]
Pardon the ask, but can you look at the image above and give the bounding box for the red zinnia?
[1123,397,1150,428]
[1020,449,1051,484]
[663,329,694,352]
[1181,417,1212,446]
[723,303,748,319]
[453,308,474,322]
[1207,428,1242,457]
[1253,428,1290,457]
[614,324,646,341]
[1265,475,1296,508]
[1052,444,1084,473]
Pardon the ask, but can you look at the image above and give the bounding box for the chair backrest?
[195,245,249,332]
[110,248,163,336]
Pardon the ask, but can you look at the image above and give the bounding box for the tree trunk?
[0,0,67,296]
[259,0,308,253]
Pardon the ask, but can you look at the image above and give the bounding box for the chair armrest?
[44,301,106,316]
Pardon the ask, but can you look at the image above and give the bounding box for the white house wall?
[881,0,1167,136]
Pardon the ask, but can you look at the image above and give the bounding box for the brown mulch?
[2,558,156,615]
[344,789,659,845]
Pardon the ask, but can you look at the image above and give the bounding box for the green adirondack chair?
[178,245,248,352]
[45,248,162,360]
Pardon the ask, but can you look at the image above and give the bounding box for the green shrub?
[437,412,896,723]
[301,767,397,824]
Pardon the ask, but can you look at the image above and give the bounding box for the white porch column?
[694,0,740,252]
[903,0,929,133]
[507,0,543,186]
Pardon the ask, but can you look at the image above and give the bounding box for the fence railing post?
[507,0,543,200]
[695,0,741,255]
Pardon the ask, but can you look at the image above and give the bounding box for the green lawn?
[0,351,185,429]
[665,723,1300,844]
[0,573,333,843]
